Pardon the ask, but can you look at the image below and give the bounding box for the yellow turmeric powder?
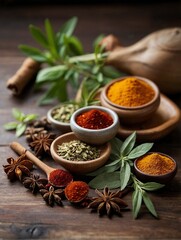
[107,77,155,107]
[136,153,175,175]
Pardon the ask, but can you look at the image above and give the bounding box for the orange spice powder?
[136,153,175,175]
[107,77,155,107]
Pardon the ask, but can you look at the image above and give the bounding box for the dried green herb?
[51,103,79,123]
[57,140,100,161]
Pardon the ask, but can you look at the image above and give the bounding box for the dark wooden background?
[0,1,181,239]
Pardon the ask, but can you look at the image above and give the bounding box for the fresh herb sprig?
[19,17,121,105]
[4,108,37,137]
[88,132,164,218]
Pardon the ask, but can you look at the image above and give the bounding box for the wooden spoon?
[101,28,181,93]
[10,141,73,187]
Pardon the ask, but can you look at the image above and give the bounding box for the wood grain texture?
[0,2,181,239]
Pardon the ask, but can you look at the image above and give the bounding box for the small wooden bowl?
[117,94,181,141]
[47,105,71,133]
[50,132,111,174]
[70,106,119,145]
[134,152,177,184]
[100,76,160,125]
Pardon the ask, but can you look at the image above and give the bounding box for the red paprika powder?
[76,109,113,129]
[64,181,89,203]
[49,169,73,188]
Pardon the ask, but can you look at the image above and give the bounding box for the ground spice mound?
[136,153,175,175]
[76,109,113,129]
[107,77,155,107]
[65,181,89,203]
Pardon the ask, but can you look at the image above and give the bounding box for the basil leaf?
[38,79,68,105]
[58,16,78,38]
[45,19,58,58]
[110,137,123,158]
[89,172,121,189]
[120,162,131,190]
[102,66,122,79]
[128,143,153,159]
[106,159,120,167]
[19,45,48,62]
[23,114,38,123]
[121,131,136,157]
[67,36,83,55]
[132,187,142,219]
[16,123,26,137]
[36,65,67,83]
[87,162,120,177]
[12,108,24,121]
[140,182,164,191]
[142,191,158,218]
[4,122,18,130]
[29,25,49,48]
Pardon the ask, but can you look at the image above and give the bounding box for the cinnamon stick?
[7,57,41,95]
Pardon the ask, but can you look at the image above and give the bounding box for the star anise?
[40,185,64,206]
[3,154,33,181]
[23,174,48,193]
[29,132,56,157]
[25,126,48,142]
[88,187,128,217]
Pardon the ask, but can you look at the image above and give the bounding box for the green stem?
[69,52,109,63]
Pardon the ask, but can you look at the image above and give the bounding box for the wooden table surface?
[0,2,181,239]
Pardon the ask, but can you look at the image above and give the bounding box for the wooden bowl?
[117,94,181,141]
[70,106,119,145]
[100,76,160,124]
[134,152,177,184]
[50,132,111,174]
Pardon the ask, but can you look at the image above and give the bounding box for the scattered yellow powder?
[107,77,155,107]
[136,153,175,175]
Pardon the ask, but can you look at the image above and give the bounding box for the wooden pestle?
[10,141,54,176]
[101,28,181,93]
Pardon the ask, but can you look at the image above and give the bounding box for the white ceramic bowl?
[70,106,119,145]
[47,105,71,133]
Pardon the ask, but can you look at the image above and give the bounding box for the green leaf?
[36,65,67,83]
[19,45,48,62]
[29,25,49,48]
[105,159,120,167]
[66,36,84,55]
[102,66,122,79]
[140,182,164,191]
[4,122,18,130]
[128,143,154,159]
[93,34,105,49]
[23,114,38,123]
[58,16,78,38]
[87,162,120,177]
[89,172,121,189]
[132,187,142,219]
[16,123,26,137]
[121,131,136,157]
[45,19,58,58]
[142,191,158,218]
[38,79,68,105]
[120,162,131,190]
[12,108,24,121]
[110,137,123,158]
